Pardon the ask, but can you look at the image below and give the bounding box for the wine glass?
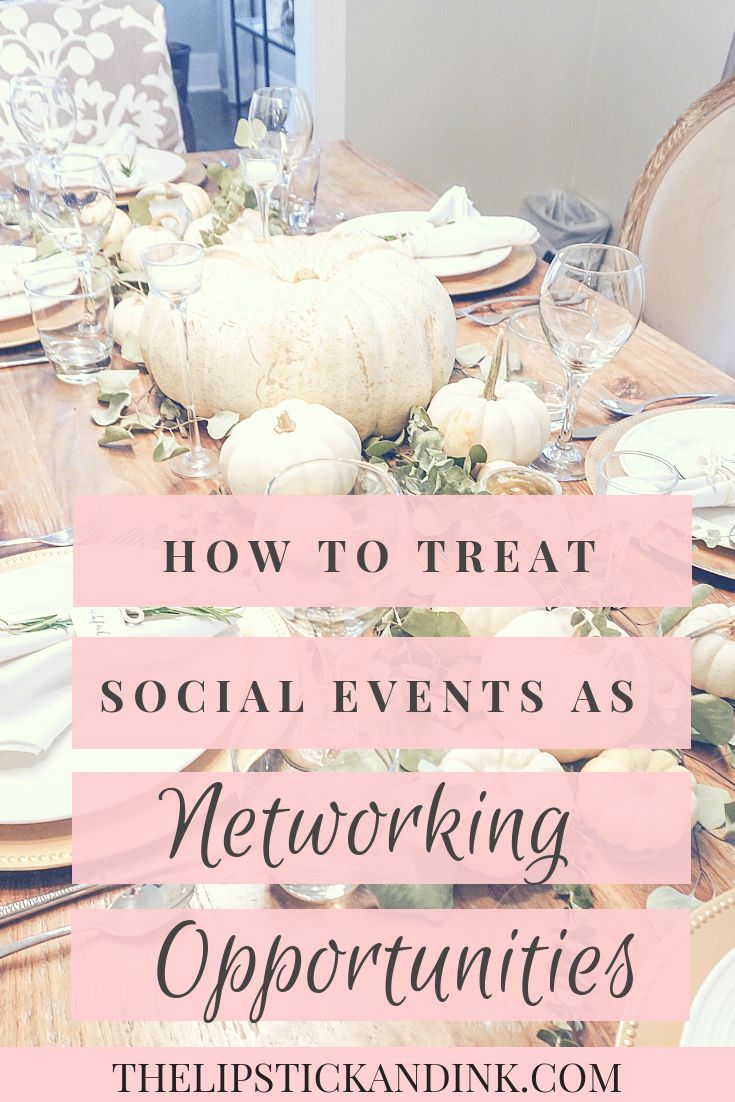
[533,244,645,482]
[141,242,219,480]
[29,153,115,271]
[10,75,77,156]
[248,86,313,219]
[238,146,281,238]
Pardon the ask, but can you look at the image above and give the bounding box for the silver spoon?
[599,392,728,417]
[0,526,73,549]
[0,883,194,961]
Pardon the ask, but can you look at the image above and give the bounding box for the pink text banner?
[71,908,689,1024]
[0,1047,730,1101]
[72,494,691,607]
[72,770,692,886]
[72,635,691,751]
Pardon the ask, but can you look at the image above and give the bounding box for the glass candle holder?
[238,146,282,238]
[478,465,563,495]
[596,451,679,495]
[232,747,395,903]
[141,241,218,480]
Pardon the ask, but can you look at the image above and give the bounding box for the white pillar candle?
[244,160,278,187]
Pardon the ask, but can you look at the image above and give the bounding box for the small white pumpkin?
[102,207,132,252]
[673,603,735,698]
[113,294,147,350]
[443,606,534,637]
[427,333,550,463]
[176,182,212,220]
[439,747,563,773]
[582,747,698,828]
[546,748,602,764]
[220,398,362,495]
[184,210,260,246]
[494,608,576,638]
[120,224,178,270]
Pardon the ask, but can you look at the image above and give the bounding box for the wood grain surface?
[0,142,732,1049]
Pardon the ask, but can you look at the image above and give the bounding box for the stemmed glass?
[248,86,313,220]
[10,75,77,156]
[533,243,645,482]
[29,153,115,272]
[238,146,281,238]
[265,458,401,637]
[141,242,218,480]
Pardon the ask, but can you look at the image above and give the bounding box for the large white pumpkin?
[140,232,456,439]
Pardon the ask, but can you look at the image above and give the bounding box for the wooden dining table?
[0,141,733,1049]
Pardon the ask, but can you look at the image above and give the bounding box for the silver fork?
[599,392,730,417]
[0,525,73,549]
[0,884,104,930]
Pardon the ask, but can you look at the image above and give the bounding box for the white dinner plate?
[617,406,735,550]
[63,144,186,194]
[681,945,735,1046]
[0,244,36,322]
[0,552,289,826]
[336,211,512,278]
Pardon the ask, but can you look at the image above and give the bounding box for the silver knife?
[0,352,47,368]
[573,394,735,440]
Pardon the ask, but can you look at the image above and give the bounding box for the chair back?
[0,0,184,151]
[620,78,735,375]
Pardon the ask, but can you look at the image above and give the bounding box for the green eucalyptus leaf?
[467,444,487,466]
[92,392,129,426]
[98,424,134,447]
[368,883,454,909]
[646,886,701,910]
[97,368,139,395]
[365,438,397,458]
[552,884,594,909]
[724,801,735,843]
[694,783,729,830]
[128,197,152,226]
[159,395,187,423]
[454,343,488,369]
[120,332,144,365]
[399,608,469,638]
[657,584,714,635]
[206,162,226,184]
[119,412,159,433]
[206,410,240,440]
[398,748,446,772]
[153,434,189,463]
[691,693,735,746]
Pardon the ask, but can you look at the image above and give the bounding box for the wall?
[161,0,220,90]
[343,0,735,235]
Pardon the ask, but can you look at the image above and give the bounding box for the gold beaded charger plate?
[616,888,735,1046]
[440,244,537,296]
[586,405,735,583]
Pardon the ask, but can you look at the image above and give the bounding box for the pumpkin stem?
[681,612,735,640]
[274,411,296,434]
[483,329,505,401]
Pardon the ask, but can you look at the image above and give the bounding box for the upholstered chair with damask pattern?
[0,0,185,151]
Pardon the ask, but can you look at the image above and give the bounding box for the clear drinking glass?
[507,306,567,431]
[287,145,320,233]
[29,153,115,267]
[248,85,314,217]
[24,262,113,384]
[10,75,77,155]
[533,244,645,482]
[596,451,678,495]
[238,146,282,238]
[265,458,401,637]
[141,242,219,480]
[0,142,33,241]
[232,746,395,903]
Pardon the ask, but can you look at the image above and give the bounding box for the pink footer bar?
[0,1047,727,1099]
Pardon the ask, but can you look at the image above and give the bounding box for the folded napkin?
[0,614,234,756]
[673,447,735,508]
[100,124,142,188]
[397,185,539,259]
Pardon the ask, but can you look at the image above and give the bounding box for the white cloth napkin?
[673,448,735,508]
[100,124,141,188]
[398,185,539,259]
[0,614,234,756]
